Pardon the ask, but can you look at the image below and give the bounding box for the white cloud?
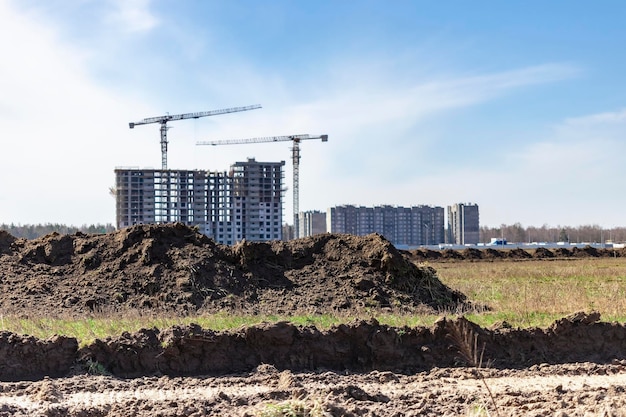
[293,63,580,137]
[433,109,626,227]
[171,62,583,224]
[0,1,160,225]
[293,104,626,229]
[561,108,626,126]
[104,0,159,33]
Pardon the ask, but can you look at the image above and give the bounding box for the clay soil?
[1,224,626,416]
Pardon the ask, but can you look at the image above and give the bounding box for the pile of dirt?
[0,223,466,317]
[532,246,555,258]
[0,231,16,256]
[405,245,625,262]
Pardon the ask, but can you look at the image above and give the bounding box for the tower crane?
[129,104,262,170]
[197,134,329,238]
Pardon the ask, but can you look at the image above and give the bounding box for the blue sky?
[1,0,625,228]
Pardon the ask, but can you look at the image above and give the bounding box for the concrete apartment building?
[297,210,327,238]
[115,158,284,244]
[326,205,445,246]
[230,159,285,242]
[447,203,480,245]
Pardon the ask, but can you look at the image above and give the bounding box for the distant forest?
[480,223,626,244]
[1,222,624,244]
[0,223,116,239]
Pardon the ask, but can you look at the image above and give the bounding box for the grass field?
[434,257,626,328]
[1,257,625,344]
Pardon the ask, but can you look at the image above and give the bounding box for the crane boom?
[196,134,327,146]
[129,104,262,169]
[129,104,261,128]
[197,134,328,239]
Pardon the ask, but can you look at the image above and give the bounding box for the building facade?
[230,159,285,242]
[326,205,445,246]
[447,203,480,245]
[115,158,284,244]
[298,210,327,238]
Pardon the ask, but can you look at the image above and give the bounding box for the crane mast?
[129,104,261,170]
[197,134,328,238]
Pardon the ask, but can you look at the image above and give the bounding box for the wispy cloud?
[563,108,626,125]
[185,60,584,221]
[453,109,626,226]
[104,0,159,33]
[279,63,581,131]
[0,1,159,224]
[294,103,626,228]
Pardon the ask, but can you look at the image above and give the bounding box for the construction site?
[118,104,479,247]
[118,104,328,244]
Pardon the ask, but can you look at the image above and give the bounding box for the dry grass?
[434,257,626,327]
[255,396,330,417]
[1,257,624,341]
[448,319,500,417]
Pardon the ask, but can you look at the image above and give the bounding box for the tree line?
[0,223,116,239]
[480,223,626,244]
[2,222,624,244]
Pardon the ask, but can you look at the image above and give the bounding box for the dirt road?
[1,362,626,416]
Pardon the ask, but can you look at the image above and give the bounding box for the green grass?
[433,257,626,327]
[255,399,327,417]
[1,257,625,344]
[0,312,440,347]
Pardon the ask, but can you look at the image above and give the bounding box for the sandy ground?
[1,362,626,416]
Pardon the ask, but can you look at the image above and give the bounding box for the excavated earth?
[1,224,626,416]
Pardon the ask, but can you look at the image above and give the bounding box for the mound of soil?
[482,247,504,260]
[0,231,16,256]
[0,224,466,317]
[505,247,533,259]
[572,245,600,257]
[461,247,483,260]
[532,247,555,258]
[404,245,624,262]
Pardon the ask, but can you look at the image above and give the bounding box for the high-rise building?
[447,203,480,245]
[115,158,285,244]
[298,210,327,238]
[326,205,445,246]
[230,159,285,242]
[115,169,211,233]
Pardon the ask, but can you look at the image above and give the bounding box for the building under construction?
[115,158,285,244]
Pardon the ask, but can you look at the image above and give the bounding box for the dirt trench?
[1,311,624,382]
